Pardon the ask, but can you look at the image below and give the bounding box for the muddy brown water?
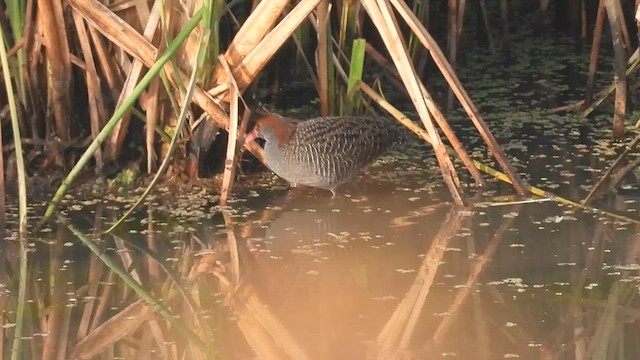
[3,130,640,359]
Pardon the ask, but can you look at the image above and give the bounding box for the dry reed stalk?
[581,51,640,117]
[87,26,124,98]
[362,0,463,204]
[0,107,4,216]
[290,20,320,90]
[454,0,467,86]
[38,0,72,142]
[104,0,160,159]
[618,1,631,50]
[22,0,36,98]
[417,83,486,186]
[316,1,331,116]
[549,50,639,115]
[211,0,290,85]
[583,133,640,203]
[389,0,528,195]
[357,80,486,186]
[457,0,466,38]
[585,0,606,106]
[605,0,627,139]
[363,43,406,92]
[144,79,161,173]
[446,0,458,109]
[219,55,244,205]
[214,0,323,102]
[73,12,106,172]
[69,0,267,163]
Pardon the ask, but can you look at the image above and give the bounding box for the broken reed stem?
[582,54,640,118]
[472,161,640,224]
[316,1,331,116]
[547,48,640,116]
[357,80,486,186]
[362,0,464,205]
[388,0,528,196]
[219,54,241,206]
[72,11,105,172]
[106,0,162,159]
[67,0,267,164]
[213,0,323,102]
[605,0,627,139]
[446,0,457,110]
[361,78,640,224]
[211,0,291,85]
[39,0,72,142]
[583,133,640,204]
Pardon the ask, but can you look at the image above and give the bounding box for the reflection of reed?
[190,208,313,359]
[76,203,106,339]
[223,211,241,285]
[0,212,8,358]
[73,299,156,358]
[197,252,312,359]
[389,204,442,228]
[11,195,640,359]
[375,207,464,356]
[431,205,521,344]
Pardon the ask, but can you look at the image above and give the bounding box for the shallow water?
[4,146,640,359]
[5,18,640,360]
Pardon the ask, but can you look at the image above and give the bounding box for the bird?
[244,114,407,195]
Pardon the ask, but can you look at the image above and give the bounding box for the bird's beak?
[244,129,260,144]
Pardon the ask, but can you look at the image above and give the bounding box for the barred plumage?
[245,115,406,195]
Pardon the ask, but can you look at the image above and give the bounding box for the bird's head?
[245,114,296,147]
